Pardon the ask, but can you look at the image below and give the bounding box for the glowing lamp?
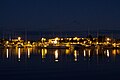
[18,37,21,41]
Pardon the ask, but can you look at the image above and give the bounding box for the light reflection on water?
[74,50,78,61]
[1,48,120,64]
[107,50,110,57]
[42,49,47,59]
[27,48,30,59]
[55,50,59,62]
[6,48,9,58]
[18,48,21,61]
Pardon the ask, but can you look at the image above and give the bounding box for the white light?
[84,50,86,57]
[54,40,57,44]
[55,50,58,62]
[107,38,110,41]
[74,50,77,61]
[6,49,9,58]
[18,48,21,61]
[28,48,30,58]
[18,37,21,41]
[107,50,109,57]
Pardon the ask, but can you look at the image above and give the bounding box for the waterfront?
[0,47,120,80]
[1,0,120,79]
[0,34,120,80]
[0,33,120,80]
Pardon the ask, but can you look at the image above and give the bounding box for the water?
[0,48,120,80]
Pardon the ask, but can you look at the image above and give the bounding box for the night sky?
[1,0,120,31]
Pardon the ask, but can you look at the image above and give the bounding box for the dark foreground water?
[0,48,120,80]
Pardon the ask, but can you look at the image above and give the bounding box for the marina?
[1,0,120,79]
[0,35,120,63]
[1,36,120,50]
[0,33,120,80]
[0,42,120,80]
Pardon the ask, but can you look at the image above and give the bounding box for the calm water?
[0,48,120,80]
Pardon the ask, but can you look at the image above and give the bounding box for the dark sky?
[1,0,120,31]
